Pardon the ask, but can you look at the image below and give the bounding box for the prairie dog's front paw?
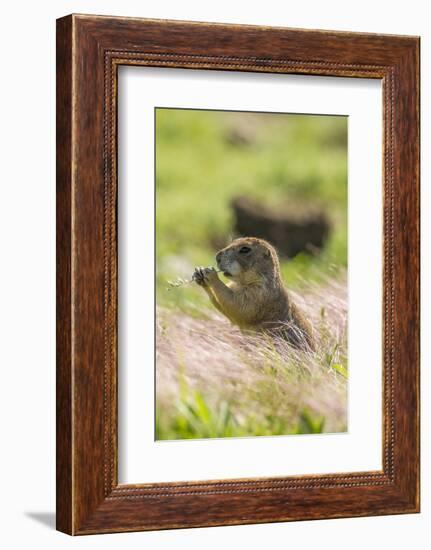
[192,266,218,287]
[202,267,219,284]
[192,266,206,286]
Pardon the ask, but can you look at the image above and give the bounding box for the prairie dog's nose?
[215,250,223,266]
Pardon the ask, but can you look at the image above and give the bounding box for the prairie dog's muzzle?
[216,250,241,277]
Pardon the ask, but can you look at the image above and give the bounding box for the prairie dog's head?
[215,237,281,285]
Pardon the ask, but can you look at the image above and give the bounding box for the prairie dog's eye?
[239,246,251,254]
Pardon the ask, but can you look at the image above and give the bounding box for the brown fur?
[193,237,315,350]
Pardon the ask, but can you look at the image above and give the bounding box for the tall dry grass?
[156,276,347,440]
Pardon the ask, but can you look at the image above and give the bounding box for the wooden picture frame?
[56,14,420,535]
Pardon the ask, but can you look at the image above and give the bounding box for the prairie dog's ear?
[263,246,271,257]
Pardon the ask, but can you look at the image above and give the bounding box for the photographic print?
[155,107,348,441]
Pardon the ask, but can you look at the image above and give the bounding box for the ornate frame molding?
[57,14,419,534]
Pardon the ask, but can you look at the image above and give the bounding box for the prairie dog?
[193,237,315,350]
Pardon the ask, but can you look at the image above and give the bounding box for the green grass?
[155,279,348,441]
[156,386,327,440]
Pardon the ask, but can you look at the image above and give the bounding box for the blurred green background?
[155,108,347,312]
